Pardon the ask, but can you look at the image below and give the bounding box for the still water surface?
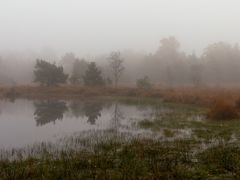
[0,98,162,149]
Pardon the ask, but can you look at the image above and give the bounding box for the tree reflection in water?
[34,100,68,126]
[69,102,85,118]
[34,99,120,126]
[83,101,102,125]
[69,100,103,125]
[111,102,124,132]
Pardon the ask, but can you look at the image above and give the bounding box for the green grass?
[2,139,240,179]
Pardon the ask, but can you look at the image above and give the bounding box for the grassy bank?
[2,85,240,106]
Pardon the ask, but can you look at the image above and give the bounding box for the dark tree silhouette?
[82,62,105,86]
[34,59,68,86]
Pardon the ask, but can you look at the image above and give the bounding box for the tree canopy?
[70,59,88,84]
[34,59,68,86]
[82,62,105,86]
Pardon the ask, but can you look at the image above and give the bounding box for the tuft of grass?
[164,129,175,137]
[138,119,154,129]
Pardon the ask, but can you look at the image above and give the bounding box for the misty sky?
[0,0,240,56]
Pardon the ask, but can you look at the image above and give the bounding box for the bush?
[207,100,238,120]
[136,76,152,89]
[235,97,240,109]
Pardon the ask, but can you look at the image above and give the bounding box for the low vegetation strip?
[2,85,240,105]
[0,139,240,179]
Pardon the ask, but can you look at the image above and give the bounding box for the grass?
[1,85,240,106]
[2,139,240,179]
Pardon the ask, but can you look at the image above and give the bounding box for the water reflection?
[69,101,85,118]
[111,102,124,131]
[34,100,68,126]
[0,98,209,153]
[82,101,103,125]
[68,100,105,125]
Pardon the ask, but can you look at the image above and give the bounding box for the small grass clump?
[138,119,155,129]
[164,129,175,137]
[207,100,239,120]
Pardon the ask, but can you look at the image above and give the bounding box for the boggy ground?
[1,139,240,179]
[0,87,240,179]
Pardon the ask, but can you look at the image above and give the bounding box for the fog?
[0,0,240,85]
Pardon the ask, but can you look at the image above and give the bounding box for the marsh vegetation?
[0,97,240,179]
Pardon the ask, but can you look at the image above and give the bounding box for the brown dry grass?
[207,99,239,120]
[1,85,240,120]
[1,85,240,107]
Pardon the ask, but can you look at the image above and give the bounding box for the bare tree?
[109,51,125,87]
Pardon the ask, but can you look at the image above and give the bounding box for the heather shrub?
[235,97,240,109]
[208,100,238,120]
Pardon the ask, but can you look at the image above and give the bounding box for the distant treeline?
[1,36,240,86]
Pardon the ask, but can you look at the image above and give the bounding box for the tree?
[136,76,152,89]
[83,62,105,86]
[145,36,187,84]
[203,42,240,84]
[34,59,68,86]
[109,51,124,87]
[69,59,88,84]
[188,53,203,86]
[60,52,77,74]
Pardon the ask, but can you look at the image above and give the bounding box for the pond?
[0,97,239,159]
[0,98,196,149]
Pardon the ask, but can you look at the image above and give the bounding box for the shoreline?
[0,85,240,106]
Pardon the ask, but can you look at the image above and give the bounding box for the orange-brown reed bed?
[1,85,240,107]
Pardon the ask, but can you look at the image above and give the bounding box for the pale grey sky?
[0,0,240,56]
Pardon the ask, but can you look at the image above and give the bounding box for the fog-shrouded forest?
[1,36,240,87]
[1,1,240,87]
